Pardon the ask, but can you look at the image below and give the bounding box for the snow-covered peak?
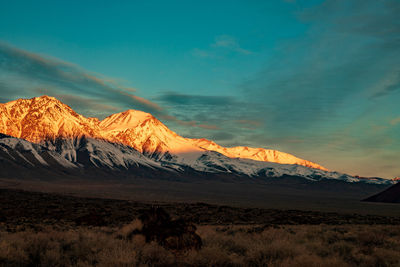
[1,96,327,171]
[100,109,154,132]
[0,95,102,142]
[101,111,205,163]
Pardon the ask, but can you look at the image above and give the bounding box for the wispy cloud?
[41,93,120,118]
[155,91,237,106]
[212,35,252,55]
[191,48,215,58]
[210,131,235,141]
[390,117,400,126]
[122,93,163,112]
[198,124,220,130]
[158,113,219,131]
[235,119,263,129]
[153,91,264,145]
[0,42,163,115]
[192,35,252,58]
[241,0,400,131]
[370,71,400,99]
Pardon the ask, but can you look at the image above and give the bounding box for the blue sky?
[0,0,399,178]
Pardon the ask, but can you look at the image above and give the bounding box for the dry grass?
[1,188,400,266]
[1,224,400,266]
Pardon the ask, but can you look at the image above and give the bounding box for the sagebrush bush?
[0,224,400,266]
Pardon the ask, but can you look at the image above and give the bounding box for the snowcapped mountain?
[0,96,393,185]
[0,96,325,169]
[0,133,392,185]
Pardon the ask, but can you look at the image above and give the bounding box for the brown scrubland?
[1,188,400,266]
[1,224,400,266]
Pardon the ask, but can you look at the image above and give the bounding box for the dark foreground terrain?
[1,176,399,216]
[1,188,400,229]
[1,188,400,266]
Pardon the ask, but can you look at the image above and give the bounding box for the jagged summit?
[3,95,64,111]
[0,96,327,170]
[5,95,67,109]
[0,95,102,142]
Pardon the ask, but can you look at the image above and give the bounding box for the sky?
[0,0,399,178]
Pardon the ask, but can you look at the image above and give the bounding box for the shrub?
[126,207,202,251]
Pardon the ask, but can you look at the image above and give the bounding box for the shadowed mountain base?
[363,182,400,203]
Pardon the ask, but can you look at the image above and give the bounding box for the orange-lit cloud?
[390,117,400,126]
[198,124,220,130]
[130,95,163,111]
[53,94,119,112]
[236,119,262,129]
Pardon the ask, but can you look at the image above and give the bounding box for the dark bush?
[129,207,202,251]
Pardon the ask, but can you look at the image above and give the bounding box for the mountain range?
[0,96,393,185]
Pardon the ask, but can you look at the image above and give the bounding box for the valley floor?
[1,177,400,216]
[0,187,400,266]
